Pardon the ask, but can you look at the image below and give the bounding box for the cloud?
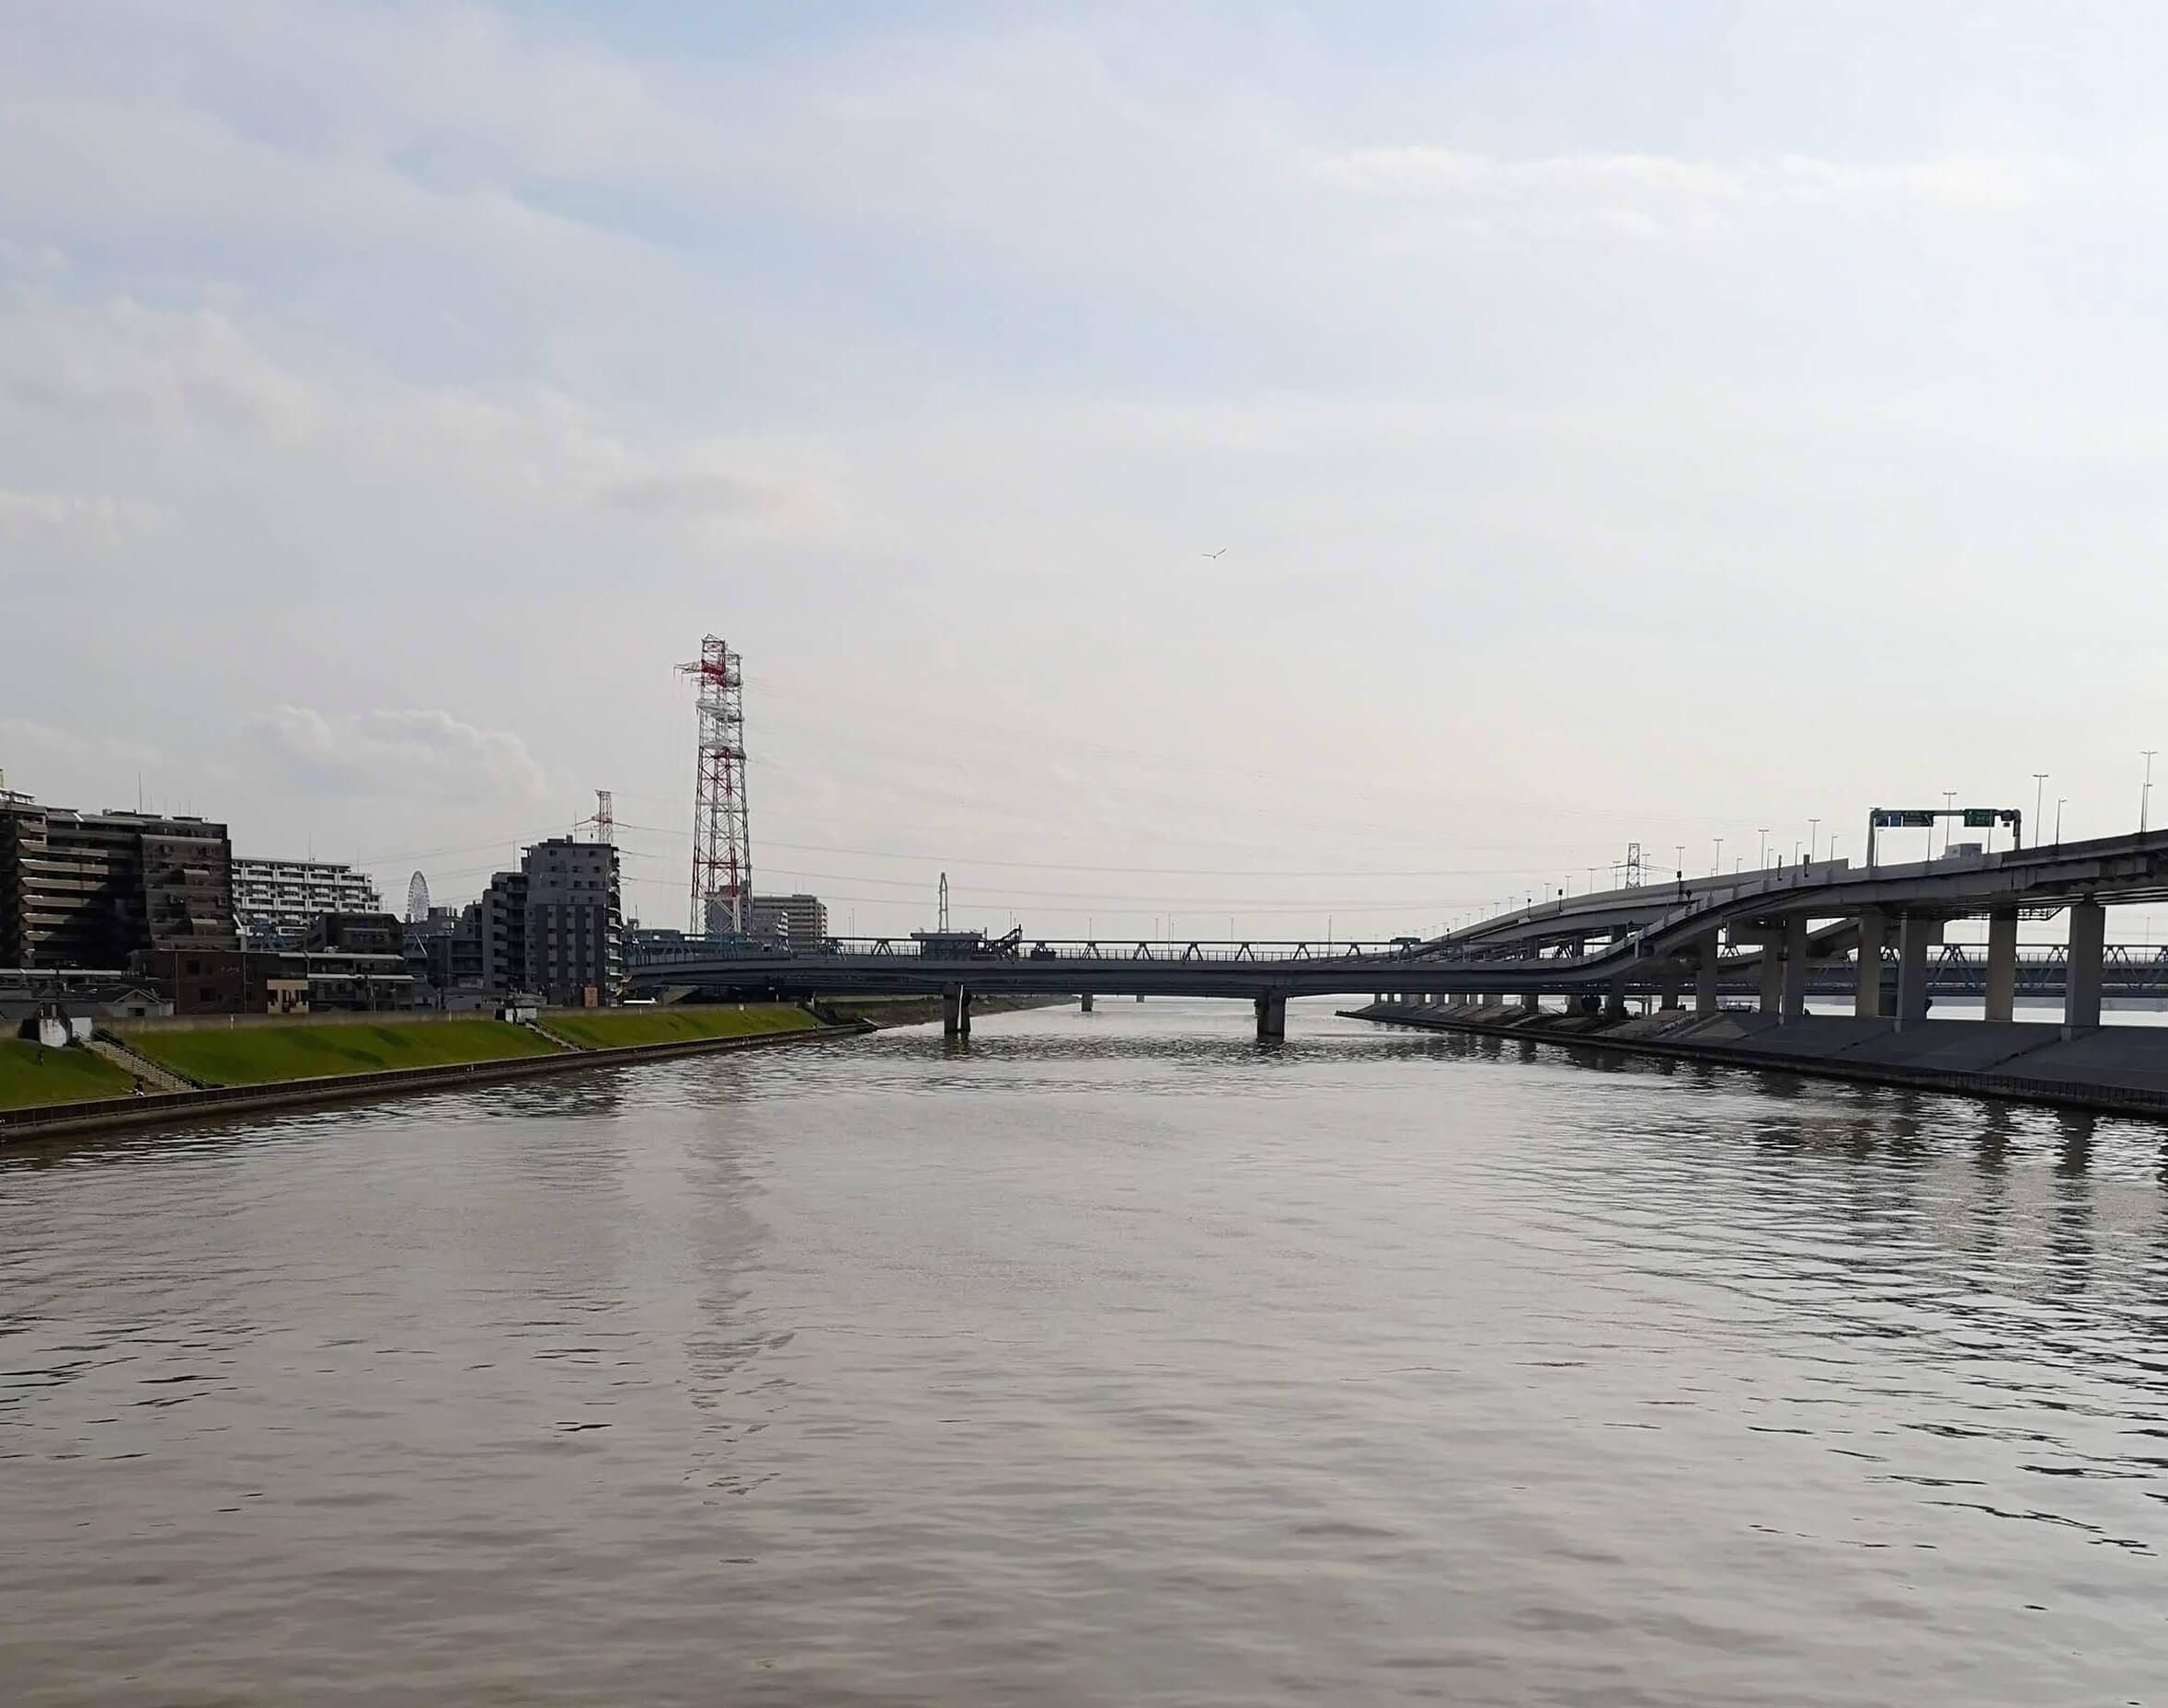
[1306,147,2048,207]
[1303,147,2053,226]
[0,487,168,544]
[0,715,162,777]
[245,705,548,803]
[591,466,785,520]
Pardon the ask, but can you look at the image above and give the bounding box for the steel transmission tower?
[678,636,752,936]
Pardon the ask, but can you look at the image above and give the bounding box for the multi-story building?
[476,840,622,1004]
[232,857,383,948]
[750,892,830,953]
[0,793,237,969]
[524,838,622,1006]
[405,903,486,1003]
[478,868,529,995]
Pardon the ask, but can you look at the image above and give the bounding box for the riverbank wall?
[0,1008,866,1142]
[1347,999,2168,1121]
[818,993,1073,1028]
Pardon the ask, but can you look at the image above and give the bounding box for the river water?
[5,1000,2166,1704]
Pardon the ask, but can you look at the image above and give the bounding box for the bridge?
[625,827,2168,1039]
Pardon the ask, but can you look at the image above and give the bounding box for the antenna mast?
[678,637,751,935]
[593,789,614,844]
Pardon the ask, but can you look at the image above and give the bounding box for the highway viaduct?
[625,827,2168,1041]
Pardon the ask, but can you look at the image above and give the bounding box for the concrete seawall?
[1347,1000,2168,1121]
[0,1021,869,1143]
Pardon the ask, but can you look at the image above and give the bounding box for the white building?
[233,857,384,947]
[751,892,830,953]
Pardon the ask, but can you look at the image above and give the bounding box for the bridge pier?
[1780,915,1809,1023]
[1984,909,2018,1023]
[943,983,972,1038]
[1896,915,1933,1028]
[1658,965,1682,1011]
[1757,938,1783,1015]
[1854,911,1887,1017]
[1080,992,1094,1013]
[1520,990,1541,1014]
[1694,931,1720,1015]
[1254,994,1287,1041]
[2065,900,2105,1032]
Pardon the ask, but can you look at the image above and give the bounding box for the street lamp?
[1757,828,1770,868]
[2056,798,2067,844]
[1808,818,1820,863]
[2144,751,2159,833]
[2033,774,2048,845]
[1711,838,1722,877]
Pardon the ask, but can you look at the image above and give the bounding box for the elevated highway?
[628,827,2168,1039]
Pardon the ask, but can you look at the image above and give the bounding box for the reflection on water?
[3,999,2166,1705]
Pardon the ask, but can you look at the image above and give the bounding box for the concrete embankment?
[0,1005,861,1142]
[1348,999,2168,1121]
[818,993,1072,1028]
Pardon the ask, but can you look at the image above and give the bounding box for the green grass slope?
[0,1038,139,1110]
[544,1004,817,1050]
[128,1019,562,1088]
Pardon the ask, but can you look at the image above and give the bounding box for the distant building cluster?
[234,857,383,948]
[0,779,644,1020]
[0,771,843,1023]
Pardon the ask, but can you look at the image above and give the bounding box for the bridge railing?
[627,936,1471,969]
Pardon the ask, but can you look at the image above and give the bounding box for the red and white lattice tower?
[677,636,751,935]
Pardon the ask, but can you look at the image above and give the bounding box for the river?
[5,999,2165,1703]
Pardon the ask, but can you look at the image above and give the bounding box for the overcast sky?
[6,2,2166,940]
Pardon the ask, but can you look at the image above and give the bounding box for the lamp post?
[1711,839,1722,877]
[1808,819,1820,864]
[2056,798,2067,844]
[2033,774,2048,844]
[1757,828,1769,869]
[2144,751,2158,833]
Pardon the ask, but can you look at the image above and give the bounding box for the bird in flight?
[1202,547,1228,558]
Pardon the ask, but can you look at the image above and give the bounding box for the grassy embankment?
[543,1004,817,1049]
[0,1037,139,1110]
[126,1019,563,1089]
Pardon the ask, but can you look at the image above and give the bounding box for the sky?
[6,1,2168,941]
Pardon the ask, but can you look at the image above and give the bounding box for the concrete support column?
[1780,915,1810,1023]
[942,983,972,1038]
[1983,909,2019,1024]
[1854,911,1886,1018]
[1693,931,1720,1015]
[1758,939,1784,1015]
[1520,990,1541,1014]
[1659,965,1682,1011]
[1254,993,1287,1041]
[1895,917,1933,1029]
[2066,900,2105,1032]
[1604,980,1630,1020]
[1080,992,1094,1013]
